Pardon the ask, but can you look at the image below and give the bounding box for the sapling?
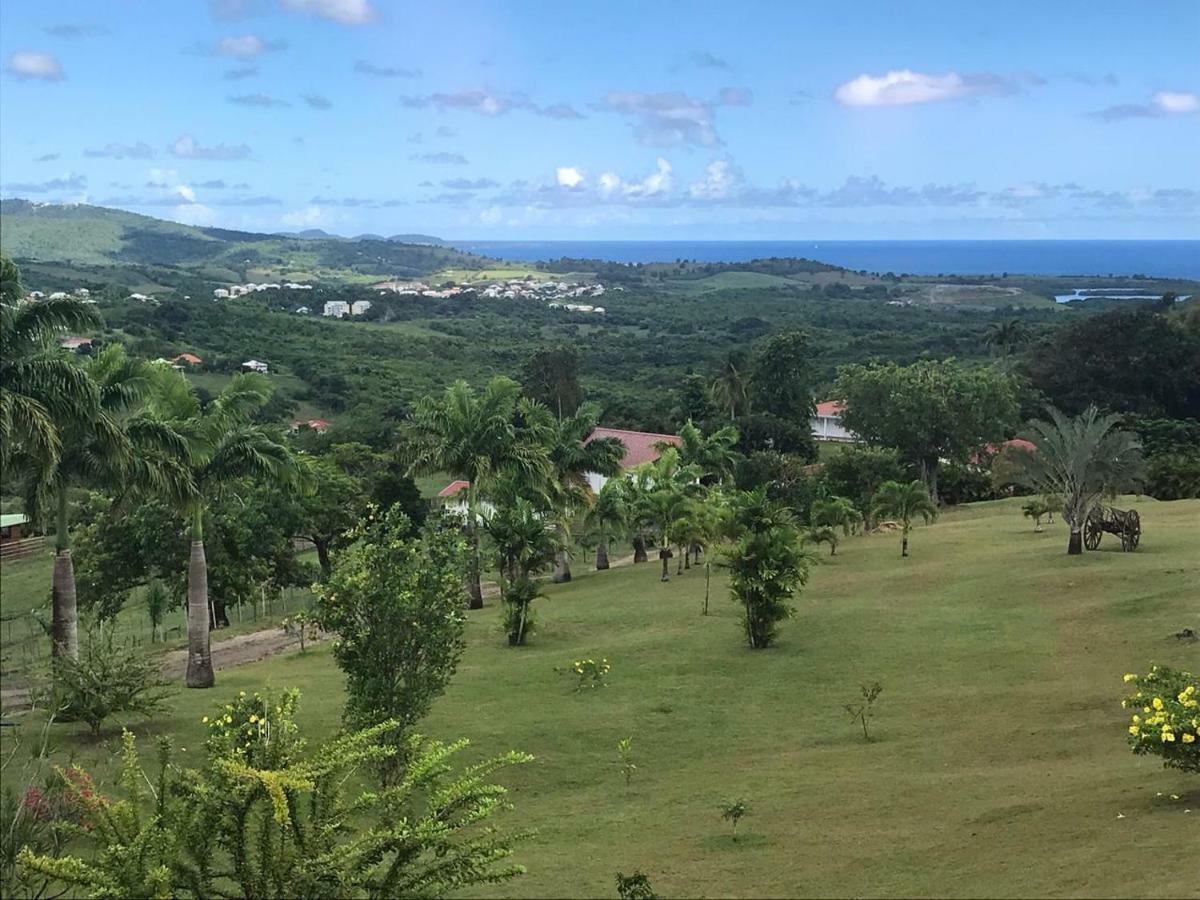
[844,680,884,742]
[720,798,748,841]
[617,736,636,786]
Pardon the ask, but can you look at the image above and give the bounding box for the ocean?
[449,240,1200,280]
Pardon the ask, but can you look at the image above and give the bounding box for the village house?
[59,336,93,352]
[350,300,372,315]
[241,359,269,374]
[289,418,333,433]
[810,400,855,442]
[171,352,202,368]
[323,300,350,318]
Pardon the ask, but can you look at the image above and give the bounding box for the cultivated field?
[2,496,1197,898]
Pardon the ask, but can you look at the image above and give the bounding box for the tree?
[672,372,716,425]
[835,359,1019,503]
[711,350,752,420]
[721,488,813,648]
[292,454,366,579]
[822,446,905,530]
[521,345,582,417]
[810,497,863,543]
[19,695,532,898]
[24,345,175,661]
[1009,406,1144,555]
[1022,497,1053,532]
[584,478,628,570]
[984,319,1029,356]
[483,496,556,645]
[637,447,702,581]
[319,510,467,770]
[0,283,99,477]
[404,377,550,608]
[1024,308,1200,419]
[149,372,300,688]
[525,401,624,583]
[751,330,816,422]
[872,480,937,557]
[669,419,740,485]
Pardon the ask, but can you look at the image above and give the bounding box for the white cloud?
[688,159,742,200]
[281,205,324,226]
[597,157,673,198]
[5,51,65,81]
[833,69,1014,106]
[170,135,252,160]
[556,167,584,188]
[215,35,284,58]
[596,89,749,147]
[1153,90,1199,114]
[281,0,376,25]
[85,142,155,159]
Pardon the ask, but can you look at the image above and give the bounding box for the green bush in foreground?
[1122,666,1199,773]
[18,690,532,899]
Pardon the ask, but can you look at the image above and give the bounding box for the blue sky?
[2,0,1198,239]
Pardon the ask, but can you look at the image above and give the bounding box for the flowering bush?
[281,610,319,652]
[202,688,303,768]
[1122,666,1199,773]
[563,657,610,691]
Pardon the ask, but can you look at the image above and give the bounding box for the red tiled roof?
[586,427,681,469]
[307,419,333,431]
[59,336,92,348]
[815,400,844,418]
[437,480,470,499]
[972,438,1037,465]
[172,352,202,365]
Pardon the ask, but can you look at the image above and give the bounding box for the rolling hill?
[0,199,488,289]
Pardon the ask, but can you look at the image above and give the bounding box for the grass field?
[2,496,1197,898]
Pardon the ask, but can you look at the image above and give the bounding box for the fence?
[0,536,46,563]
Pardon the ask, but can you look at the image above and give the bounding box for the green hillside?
[0,199,489,284]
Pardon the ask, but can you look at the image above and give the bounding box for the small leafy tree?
[1021,497,1052,533]
[844,681,884,742]
[720,799,748,841]
[804,524,841,557]
[810,496,863,539]
[617,737,636,786]
[1122,667,1198,773]
[616,870,658,900]
[872,480,937,557]
[317,508,467,777]
[484,495,555,645]
[143,578,171,642]
[721,489,813,649]
[50,625,173,737]
[19,692,533,898]
[281,608,319,652]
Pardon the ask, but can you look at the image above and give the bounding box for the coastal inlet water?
[450,240,1200,280]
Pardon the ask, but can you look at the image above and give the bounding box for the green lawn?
[2,496,1197,898]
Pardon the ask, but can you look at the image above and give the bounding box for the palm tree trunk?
[186,507,215,688]
[703,561,711,615]
[466,486,483,609]
[553,520,572,583]
[50,487,79,661]
[633,534,647,563]
[677,546,684,575]
[901,532,909,558]
[596,539,609,570]
[1068,526,1082,555]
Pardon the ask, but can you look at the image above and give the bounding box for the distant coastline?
[448,240,1200,280]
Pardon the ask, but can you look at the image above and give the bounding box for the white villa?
[811,400,854,442]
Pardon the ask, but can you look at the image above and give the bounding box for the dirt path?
[2,549,651,713]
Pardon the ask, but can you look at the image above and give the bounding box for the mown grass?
[2,496,1197,898]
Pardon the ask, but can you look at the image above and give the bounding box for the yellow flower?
[1162,731,1176,742]
[1129,725,1140,735]
[1183,733,1196,744]
[202,716,209,724]
[1123,674,1137,682]
[1152,697,1164,711]
[249,715,259,723]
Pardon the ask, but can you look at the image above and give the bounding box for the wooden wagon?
[1083,505,1141,552]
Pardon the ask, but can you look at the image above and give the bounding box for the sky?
[1,0,1198,240]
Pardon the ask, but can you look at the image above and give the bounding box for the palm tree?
[149,372,299,687]
[1022,497,1053,532]
[668,419,740,485]
[710,351,752,421]
[1,288,100,474]
[639,447,703,581]
[482,495,556,646]
[1010,406,1144,555]
[804,524,841,557]
[810,497,863,546]
[404,378,550,608]
[524,401,624,583]
[872,480,937,557]
[29,346,182,660]
[984,319,1029,356]
[583,479,627,570]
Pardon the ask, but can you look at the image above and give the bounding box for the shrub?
[1144,452,1200,500]
[617,737,636,786]
[562,657,610,691]
[616,871,658,899]
[50,626,173,737]
[18,693,533,899]
[1122,666,1199,773]
[720,799,748,841]
[280,609,319,652]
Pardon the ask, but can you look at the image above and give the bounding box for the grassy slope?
[2,496,1196,898]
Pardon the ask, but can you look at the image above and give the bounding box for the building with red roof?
[811,400,854,442]
[171,352,202,366]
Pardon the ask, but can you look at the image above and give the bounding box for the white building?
[213,288,230,299]
[242,359,269,374]
[810,400,855,442]
[350,300,372,316]
[583,427,682,495]
[323,300,350,318]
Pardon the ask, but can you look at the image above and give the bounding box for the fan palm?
[403,378,550,608]
[0,289,100,473]
[872,480,937,557]
[1010,406,1144,554]
[148,372,299,687]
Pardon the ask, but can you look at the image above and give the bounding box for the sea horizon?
[448,239,1200,280]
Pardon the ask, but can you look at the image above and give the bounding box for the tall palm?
[1010,405,1144,555]
[639,447,703,580]
[150,372,299,687]
[583,479,628,570]
[984,319,1029,356]
[872,480,937,558]
[524,401,624,583]
[404,378,550,608]
[668,419,741,485]
[29,346,183,660]
[0,289,100,473]
[710,351,752,421]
